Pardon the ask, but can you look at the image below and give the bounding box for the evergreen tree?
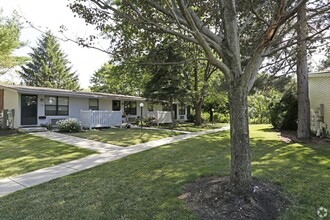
[19,31,80,90]
[144,42,188,127]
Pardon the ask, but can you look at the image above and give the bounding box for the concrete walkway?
[0,126,229,197]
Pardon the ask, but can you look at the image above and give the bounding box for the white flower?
[317,206,328,218]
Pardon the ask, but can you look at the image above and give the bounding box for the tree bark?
[297,3,311,140]
[193,63,203,126]
[229,84,252,194]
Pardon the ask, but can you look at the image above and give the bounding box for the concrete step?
[18,127,48,133]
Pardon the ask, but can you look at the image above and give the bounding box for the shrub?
[187,113,195,122]
[269,88,298,130]
[201,112,210,122]
[135,117,156,127]
[56,118,82,133]
[213,112,230,123]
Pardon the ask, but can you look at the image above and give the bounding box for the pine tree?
[19,31,80,90]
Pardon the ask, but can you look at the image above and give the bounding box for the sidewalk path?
[0,126,229,197]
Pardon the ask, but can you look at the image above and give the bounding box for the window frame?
[179,104,185,115]
[45,96,69,116]
[124,101,137,115]
[89,98,99,110]
[112,100,121,111]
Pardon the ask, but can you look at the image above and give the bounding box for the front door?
[21,94,38,126]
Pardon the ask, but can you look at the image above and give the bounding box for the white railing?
[147,111,172,125]
[80,110,123,129]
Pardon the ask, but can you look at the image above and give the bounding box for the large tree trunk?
[193,63,203,126]
[229,83,252,194]
[297,3,311,140]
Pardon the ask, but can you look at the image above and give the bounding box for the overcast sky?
[0,0,110,89]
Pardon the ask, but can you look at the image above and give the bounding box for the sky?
[0,0,110,89]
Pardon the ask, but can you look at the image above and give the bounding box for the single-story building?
[0,84,188,129]
[309,71,330,137]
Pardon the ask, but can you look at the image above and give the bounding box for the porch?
[147,111,172,125]
[80,110,123,129]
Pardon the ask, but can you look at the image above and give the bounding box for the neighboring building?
[309,71,330,137]
[0,84,188,129]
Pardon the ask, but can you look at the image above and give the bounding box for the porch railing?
[80,110,123,129]
[147,111,172,125]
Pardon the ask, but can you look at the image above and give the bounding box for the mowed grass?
[0,133,95,178]
[69,128,181,147]
[0,125,329,219]
[158,122,228,132]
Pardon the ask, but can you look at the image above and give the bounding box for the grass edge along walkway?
[0,127,229,197]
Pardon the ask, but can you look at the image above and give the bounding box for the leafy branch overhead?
[69,0,329,194]
[69,1,325,84]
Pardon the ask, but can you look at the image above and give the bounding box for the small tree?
[270,84,298,130]
[0,11,27,74]
[19,31,80,90]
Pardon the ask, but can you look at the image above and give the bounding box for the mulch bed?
[179,176,290,220]
[279,130,330,145]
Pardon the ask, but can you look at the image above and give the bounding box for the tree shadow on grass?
[0,125,328,219]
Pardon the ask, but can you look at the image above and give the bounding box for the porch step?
[18,127,48,133]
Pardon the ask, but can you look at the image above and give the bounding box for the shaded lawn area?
[158,122,228,132]
[0,125,329,219]
[0,133,96,178]
[69,128,182,147]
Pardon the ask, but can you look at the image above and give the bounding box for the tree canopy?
[90,62,150,95]
[19,31,80,90]
[0,11,27,74]
[69,0,329,194]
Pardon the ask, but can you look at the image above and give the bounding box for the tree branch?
[264,24,330,56]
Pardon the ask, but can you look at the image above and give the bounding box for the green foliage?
[135,116,156,127]
[18,31,80,90]
[250,74,292,94]
[248,74,291,124]
[0,11,27,73]
[143,41,188,103]
[56,118,82,133]
[213,112,230,123]
[201,112,210,122]
[203,73,229,117]
[90,62,150,95]
[269,85,298,130]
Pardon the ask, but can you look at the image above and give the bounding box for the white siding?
[39,96,88,126]
[309,76,330,136]
[69,97,89,119]
[99,99,112,110]
[3,89,19,128]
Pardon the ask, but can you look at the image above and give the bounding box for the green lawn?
[69,128,181,147]
[0,125,329,219]
[158,122,228,132]
[0,133,95,178]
